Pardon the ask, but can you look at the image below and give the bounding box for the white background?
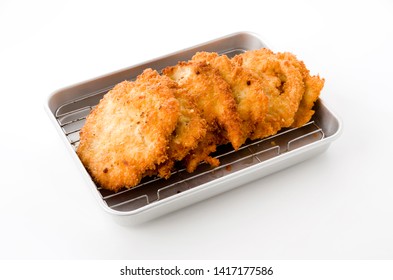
[1,0,392,260]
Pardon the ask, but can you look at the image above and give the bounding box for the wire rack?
[56,89,324,212]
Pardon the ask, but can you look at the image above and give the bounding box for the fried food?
[77,69,180,192]
[183,131,221,173]
[163,60,243,172]
[157,86,207,178]
[275,52,324,127]
[232,48,305,139]
[77,47,324,192]
[192,52,268,143]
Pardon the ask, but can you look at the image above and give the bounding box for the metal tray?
[45,32,342,225]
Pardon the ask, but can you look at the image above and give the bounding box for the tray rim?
[45,31,270,114]
[101,100,342,217]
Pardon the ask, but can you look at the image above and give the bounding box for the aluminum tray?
[45,32,342,225]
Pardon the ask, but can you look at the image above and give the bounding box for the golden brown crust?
[183,131,220,173]
[232,49,305,139]
[77,48,324,191]
[163,60,243,172]
[77,69,180,192]
[157,86,207,178]
[275,52,324,127]
[192,52,268,143]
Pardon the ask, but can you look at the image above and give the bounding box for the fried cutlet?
[157,86,207,178]
[163,60,243,172]
[77,69,180,192]
[275,52,324,127]
[232,48,305,139]
[192,52,268,143]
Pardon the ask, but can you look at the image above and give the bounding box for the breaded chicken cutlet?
[233,49,324,139]
[157,85,207,178]
[233,49,306,139]
[77,69,180,192]
[192,52,268,143]
[275,52,325,127]
[163,60,243,172]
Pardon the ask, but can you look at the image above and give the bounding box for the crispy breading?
[183,132,220,172]
[232,49,305,139]
[163,61,243,148]
[77,69,180,192]
[192,52,268,143]
[77,48,324,191]
[163,60,243,172]
[157,86,207,178]
[275,52,324,127]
